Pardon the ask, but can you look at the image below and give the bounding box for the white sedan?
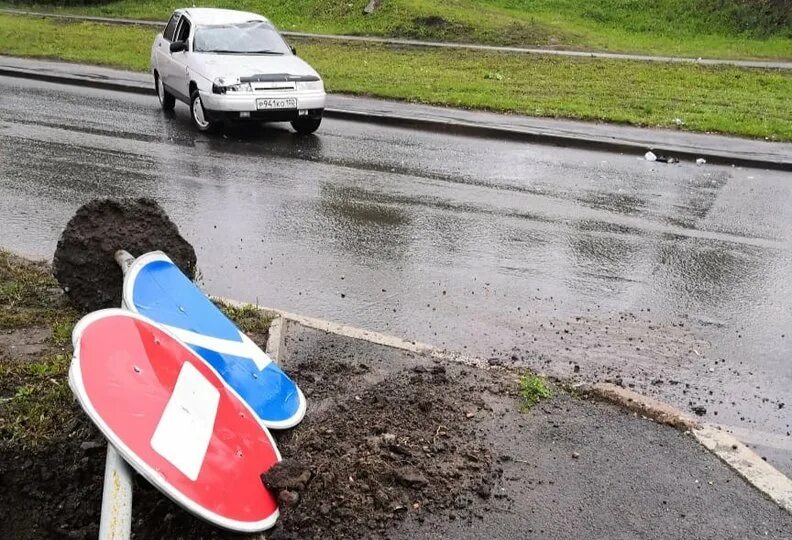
[150,8,326,134]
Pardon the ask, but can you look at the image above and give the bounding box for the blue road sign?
[122,252,306,429]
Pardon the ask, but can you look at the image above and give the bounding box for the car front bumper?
[199,90,326,122]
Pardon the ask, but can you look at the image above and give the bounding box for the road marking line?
[150,362,220,481]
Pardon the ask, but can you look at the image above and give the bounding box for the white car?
[150,8,326,134]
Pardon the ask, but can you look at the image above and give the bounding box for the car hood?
[189,53,321,82]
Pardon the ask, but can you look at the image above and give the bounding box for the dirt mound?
[1,360,498,539]
[52,198,196,312]
[265,365,497,539]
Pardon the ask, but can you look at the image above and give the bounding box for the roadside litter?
[644,151,679,164]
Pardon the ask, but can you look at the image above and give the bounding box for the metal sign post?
[96,250,137,540]
[98,445,133,539]
[87,250,291,536]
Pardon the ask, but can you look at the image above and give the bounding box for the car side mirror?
[290,46,297,55]
[170,41,188,53]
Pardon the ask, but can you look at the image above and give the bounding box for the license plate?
[256,98,297,110]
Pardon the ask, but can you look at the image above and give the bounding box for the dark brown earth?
[0,275,504,539]
[52,198,197,312]
[264,365,499,540]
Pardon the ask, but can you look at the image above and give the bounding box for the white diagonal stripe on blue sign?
[164,325,273,371]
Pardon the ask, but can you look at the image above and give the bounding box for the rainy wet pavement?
[1,75,790,476]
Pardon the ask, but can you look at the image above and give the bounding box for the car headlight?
[226,83,252,93]
[212,77,252,94]
[296,80,324,92]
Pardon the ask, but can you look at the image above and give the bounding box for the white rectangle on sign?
[150,362,220,481]
[256,97,297,110]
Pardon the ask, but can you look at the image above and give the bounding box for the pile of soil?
[52,198,196,312]
[0,326,501,539]
[265,365,498,539]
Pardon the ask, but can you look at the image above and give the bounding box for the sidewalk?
[3,9,791,71]
[1,54,791,171]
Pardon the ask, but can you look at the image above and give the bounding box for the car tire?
[155,73,175,112]
[291,116,322,135]
[190,90,217,132]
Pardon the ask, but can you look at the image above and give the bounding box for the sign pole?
[95,250,138,539]
[98,445,134,539]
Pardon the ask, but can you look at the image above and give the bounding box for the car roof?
[178,8,269,25]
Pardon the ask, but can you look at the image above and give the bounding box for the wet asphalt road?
[1,76,790,475]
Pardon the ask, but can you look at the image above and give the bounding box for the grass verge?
[0,250,79,447]
[3,0,791,60]
[1,14,791,140]
[0,249,273,447]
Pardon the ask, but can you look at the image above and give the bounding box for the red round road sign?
[70,309,280,532]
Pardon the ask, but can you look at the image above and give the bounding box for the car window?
[163,14,180,42]
[193,22,292,54]
[174,17,192,43]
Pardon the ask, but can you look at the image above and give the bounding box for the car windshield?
[193,21,291,54]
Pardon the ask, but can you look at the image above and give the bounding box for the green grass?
[0,249,273,447]
[303,39,792,140]
[519,373,552,411]
[0,12,153,69]
[0,248,79,330]
[0,354,74,446]
[2,14,790,140]
[49,319,74,346]
[213,300,275,336]
[4,0,791,60]
[0,250,78,447]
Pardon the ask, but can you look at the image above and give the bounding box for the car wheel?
[291,116,322,135]
[155,73,175,111]
[190,90,216,132]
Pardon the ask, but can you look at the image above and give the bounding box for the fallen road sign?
[70,309,281,532]
[122,251,306,429]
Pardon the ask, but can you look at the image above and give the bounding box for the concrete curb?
[0,65,154,96]
[586,382,700,431]
[219,297,486,369]
[3,9,791,71]
[239,299,792,514]
[694,426,792,513]
[2,63,790,171]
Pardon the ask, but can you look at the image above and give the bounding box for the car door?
[168,15,193,102]
[155,13,180,91]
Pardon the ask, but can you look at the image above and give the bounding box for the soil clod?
[53,198,196,312]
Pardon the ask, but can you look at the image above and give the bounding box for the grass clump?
[519,372,552,411]
[0,249,79,330]
[213,300,276,336]
[50,319,75,347]
[0,354,74,447]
